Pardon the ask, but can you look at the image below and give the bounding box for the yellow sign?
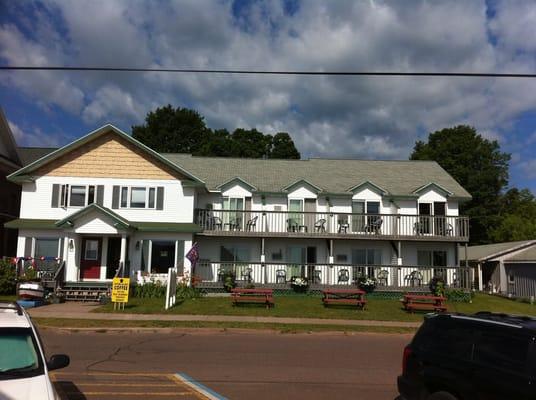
[111,277,130,303]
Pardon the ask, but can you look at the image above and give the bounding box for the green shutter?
[51,184,59,208]
[96,185,104,206]
[156,187,164,210]
[112,186,119,209]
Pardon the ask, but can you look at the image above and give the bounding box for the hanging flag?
[185,242,200,268]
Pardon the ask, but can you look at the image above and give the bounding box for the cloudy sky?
[1,0,536,193]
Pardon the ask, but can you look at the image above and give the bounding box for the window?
[34,238,59,258]
[69,186,86,207]
[352,200,380,232]
[352,248,381,277]
[272,249,283,261]
[288,199,304,226]
[220,246,250,262]
[473,331,529,373]
[120,186,158,209]
[84,240,99,260]
[222,197,244,227]
[336,254,348,263]
[417,250,447,267]
[56,184,98,208]
[130,187,146,208]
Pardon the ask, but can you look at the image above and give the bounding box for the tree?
[490,188,536,242]
[410,125,511,244]
[133,105,301,160]
[269,132,301,159]
[132,105,210,153]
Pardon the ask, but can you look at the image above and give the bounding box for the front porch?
[194,261,472,293]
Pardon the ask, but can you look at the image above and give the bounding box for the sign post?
[111,277,130,311]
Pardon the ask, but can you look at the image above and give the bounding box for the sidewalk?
[28,302,422,328]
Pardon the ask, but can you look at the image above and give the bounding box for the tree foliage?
[133,105,301,159]
[410,125,511,244]
[490,188,536,242]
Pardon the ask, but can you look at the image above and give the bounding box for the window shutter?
[112,186,120,209]
[96,185,104,206]
[156,187,164,210]
[51,184,59,208]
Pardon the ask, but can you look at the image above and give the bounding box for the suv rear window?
[473,330,529,373]
[413,317,474,360]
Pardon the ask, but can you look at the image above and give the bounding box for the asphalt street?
[40,327,411,400]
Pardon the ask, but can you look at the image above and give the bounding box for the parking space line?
[174,373,229,400]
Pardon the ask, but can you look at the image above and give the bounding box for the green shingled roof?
[17,147,56,166]
[460,240,536,262]
[163,153,472,199]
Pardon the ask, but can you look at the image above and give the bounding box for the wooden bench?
[322,289,367,310]
[401,294,447,313]
[231,288,274,308]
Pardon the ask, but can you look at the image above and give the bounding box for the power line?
[1,65,536,78]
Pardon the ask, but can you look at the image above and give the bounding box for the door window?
[288,199,304,226]
[222,197,244,227]
[84,240,99,260]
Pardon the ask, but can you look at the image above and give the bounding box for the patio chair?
[338,219,349,233]
[245,216,258,232]
[217,268,226,282]
[365,218,383,234]
[276,269,286,284]
[287,218,299,232]
[241,267,253,283]
[338,269,350,283]
[312,269,322,284]
[314,218,326,233]
[210,216,223,230]
[404,270,423,286]
[377,269,389,286]
[224,217,241,231]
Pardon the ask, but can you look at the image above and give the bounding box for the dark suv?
[398,312,536,400]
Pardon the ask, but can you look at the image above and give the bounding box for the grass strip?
[33,317,417,334]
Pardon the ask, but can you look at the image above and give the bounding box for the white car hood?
[0,375,52,400]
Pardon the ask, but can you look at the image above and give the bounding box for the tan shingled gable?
[35,131,188,180]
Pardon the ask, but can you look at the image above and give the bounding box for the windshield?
[0,328,44,379]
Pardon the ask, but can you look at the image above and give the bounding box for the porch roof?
[133,222,202,233]
[56,203,131,229]
[4,219,60,230]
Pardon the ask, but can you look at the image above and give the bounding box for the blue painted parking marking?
[174,372,228,400]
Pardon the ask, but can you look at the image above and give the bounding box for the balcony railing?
[195,261,472,290]
[195,209,469,241]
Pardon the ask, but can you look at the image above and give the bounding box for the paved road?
[40,327,410,400]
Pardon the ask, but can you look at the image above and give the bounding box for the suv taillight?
[402,346,412,375]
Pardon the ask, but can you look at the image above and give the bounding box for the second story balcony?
[195,209,469,241]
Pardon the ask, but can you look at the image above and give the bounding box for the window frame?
[59,184,97,208]
[119,186,158,210]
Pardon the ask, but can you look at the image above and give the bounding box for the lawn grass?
[33,317,417,334]
[95,293,536,321]
[0,295,17,302]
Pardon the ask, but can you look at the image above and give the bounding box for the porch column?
[119,234,127,277]
[329,239,334,264]
[260,237,266,284]
[477,262,483,291]
[260,237,265,263]
[499,260,507,294]
[397,241,402,265]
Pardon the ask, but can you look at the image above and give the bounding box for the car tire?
[426,391,459,400]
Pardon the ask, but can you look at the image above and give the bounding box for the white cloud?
[519,159,536,180]
[1,0,536,162]
[8,119,65,147]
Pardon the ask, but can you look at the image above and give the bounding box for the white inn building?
[5,125,473,293]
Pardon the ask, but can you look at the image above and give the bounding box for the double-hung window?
[54,184,99,208]
[120,187,157,209]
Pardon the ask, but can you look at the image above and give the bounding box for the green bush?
[132,282,166,298]
[176,283,202,299]
[0,259,17,295]
[222,271,236,292]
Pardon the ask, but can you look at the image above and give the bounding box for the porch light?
[68,239,74,250]
[135,241,140,250]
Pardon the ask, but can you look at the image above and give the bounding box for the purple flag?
[186,242,200,268]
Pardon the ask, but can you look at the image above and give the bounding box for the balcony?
[195,209,469,241]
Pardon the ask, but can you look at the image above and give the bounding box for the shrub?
[132,282,166,298]
[222,271,236,292]
[176,283,202,299]
[429,276,446,297]
[357,276,377,293]
[0,259,17,295]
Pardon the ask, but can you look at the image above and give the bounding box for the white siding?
[418,188,447,203]
[20,176,194,223]
[221,182,252,198]
[287,185,317,199]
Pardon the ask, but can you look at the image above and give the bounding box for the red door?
[80,238,102,279]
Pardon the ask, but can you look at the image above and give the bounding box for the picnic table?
[401,294,447,313]
[231,288,274,308]
[322,288,367,310]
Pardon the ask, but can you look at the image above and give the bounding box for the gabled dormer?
[283,179,322,198]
